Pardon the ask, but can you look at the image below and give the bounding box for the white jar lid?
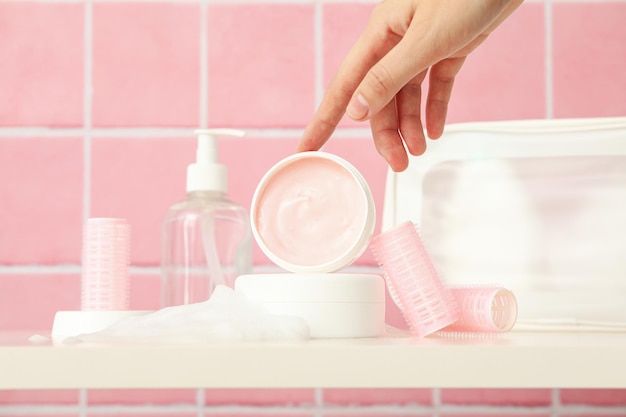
[235,274,385,338]
[251,152,376,273]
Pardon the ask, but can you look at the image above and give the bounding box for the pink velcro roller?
[370,221,459,337]
[81,218,130,311]
[443,287,518,333]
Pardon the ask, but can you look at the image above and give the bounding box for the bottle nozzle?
[187,128,246,193]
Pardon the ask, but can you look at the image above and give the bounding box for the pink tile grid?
[561,415,626,417]
[560,389,626,406]
[88,414,195,417]
[0,3,83,127]
[322,2,376,129]
[92,3,200,127]
[449,2,545,123]
[440,389,551,406]
[0,389,79,405]
[553,2,626,118]
[0,137,83,265]
[90,136,193,265]
[204,389,315,406]
[443,415,550,417]
[0,274,79,331]
[199,414,312,417]
[129,273,161,312]
[323,388,432,405]
[325,415,430,417]
[207,4,315,128]
[2,415,77,417]
[87,389,195,405]
[0,273,160,331]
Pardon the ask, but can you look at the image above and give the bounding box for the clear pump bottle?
[161,129,252,307]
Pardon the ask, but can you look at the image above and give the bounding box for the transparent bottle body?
[161,191,252,307]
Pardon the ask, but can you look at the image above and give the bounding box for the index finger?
[297,13,393,152]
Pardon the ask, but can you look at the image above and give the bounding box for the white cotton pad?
[68,286,310,344]
[235,273,385,339]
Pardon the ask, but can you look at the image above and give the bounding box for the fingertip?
[425,107,446,140]
[380,143,409,172]
[346,94,370,121]
[426,122,445,140]
[388,153,409,172]
[402,130,427,156]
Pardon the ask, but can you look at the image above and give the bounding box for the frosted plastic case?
[382,117,626,326]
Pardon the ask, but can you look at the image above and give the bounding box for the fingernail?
[347,94,369,120]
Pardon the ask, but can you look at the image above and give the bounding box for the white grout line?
[200,1,209,129]
[432,388,441,417]
[0,406,82,415]
[551,388,560,417]
[314,387,324,417]
[197,387,205,417]
[0,265,82,274]
[545,0,554,119]
[79,388,87,417]
[1,402,626,415]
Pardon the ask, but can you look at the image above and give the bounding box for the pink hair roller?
[443,287,518,333]
[81,218,130,311]
[370,221,459,337]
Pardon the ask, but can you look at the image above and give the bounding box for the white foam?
[71,286,310,344]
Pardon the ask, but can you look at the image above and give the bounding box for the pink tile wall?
[323,3,375,129]
[553,2,626,118]
[88,414,195,417]
[0,3,83,127]
[449,2,546,122]
[0,274,79,331]
[560,389,626,405]
[0,137,83,264]
[0,390,79,405]
[204,389,314,406]
[90,136,193,265]
[324,388,432,405]
[440,389,551,405]
[92,3,200,127]
[207,4,315,127]
[87,389,196,405]
[1,0,626,414]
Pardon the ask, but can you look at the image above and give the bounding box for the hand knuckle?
[368,64,395,96]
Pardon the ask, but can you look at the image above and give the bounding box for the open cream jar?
[235,151,385,338]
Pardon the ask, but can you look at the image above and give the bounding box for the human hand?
[297,0,523,171]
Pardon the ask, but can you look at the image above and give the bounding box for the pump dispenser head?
[187,129,245,193]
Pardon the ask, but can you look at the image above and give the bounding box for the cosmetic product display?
[235,152,385,338]
[161,129,252,307]
[369,221,459,337]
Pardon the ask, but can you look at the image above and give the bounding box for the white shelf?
[1,330,626,389]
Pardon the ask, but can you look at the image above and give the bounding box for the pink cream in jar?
[251,152,376,273]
